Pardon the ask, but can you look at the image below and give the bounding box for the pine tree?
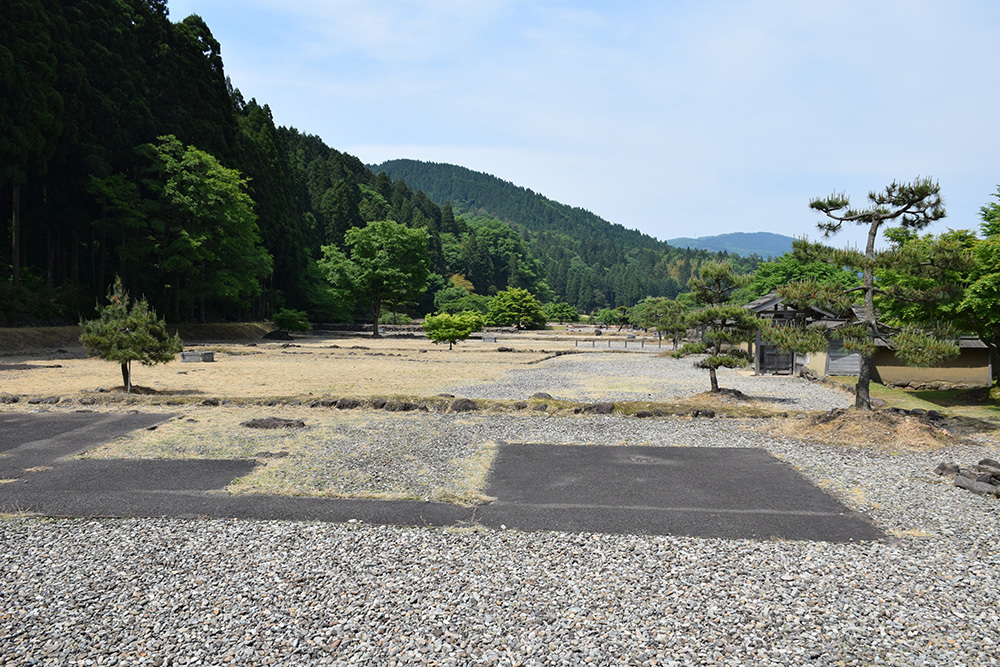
[677,261,758,393]
[791,177,954,409]
[79,277,182,393]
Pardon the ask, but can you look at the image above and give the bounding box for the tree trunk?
[709,366,719,393]
[11,184,20,290]
[856,219,881,410]
[70,229,79,283]
[855,355,873,409]
[121,360,131,393]
[98,228,106,296]
[371,301,381,338]
[45,220,54,286]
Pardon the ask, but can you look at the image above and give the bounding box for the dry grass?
[0,334,564,400]
[83,406,497,505]
[771,408,958,452]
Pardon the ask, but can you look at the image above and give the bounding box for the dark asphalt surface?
[0,412,883,542]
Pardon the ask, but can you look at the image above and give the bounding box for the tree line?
[2,1,756,327]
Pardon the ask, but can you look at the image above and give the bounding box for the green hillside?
[372,160,760,309]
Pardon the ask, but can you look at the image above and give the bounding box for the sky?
[167,0,1000,250]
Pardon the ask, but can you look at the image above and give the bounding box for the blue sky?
[167,0,1000,249]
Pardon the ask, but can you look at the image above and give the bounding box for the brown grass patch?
[771,408,958,451]
[82,406,499,505]
[0,335,564,400]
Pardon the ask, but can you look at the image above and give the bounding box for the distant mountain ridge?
[369,158,663,249]
[372,159,786,259]
[665,232,794,258]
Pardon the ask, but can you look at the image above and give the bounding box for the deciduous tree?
[544,301,579,323]
[423,311,484,350]
[319,220,429,337]
[485,288,546,329]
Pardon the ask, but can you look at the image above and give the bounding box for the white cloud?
[169,0,1000,249]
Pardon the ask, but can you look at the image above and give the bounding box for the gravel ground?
[444,351,853,411]
[3,352,1000,665]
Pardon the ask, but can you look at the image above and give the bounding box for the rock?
[980,458,1000,469]
[201,398,221,406]
[691,409,716,418]
[28,396,60,405]
[384,401,417,412]
[262,330,293,340]
[241,417,306,429]
[335,398,360,410]
[310,399,338,408]
[497,346,514,352]
[594,329,602,336]
[0,394,19,404]
[973,463,1000,476]
[583,402,614,415]
[634,410,654,419]
[371,398,388,409]
[437,393,456,398]
[513,401,528,410]
[450,398,478,412]
[954,474,1000,497]
[78,397,96,406]
[530,392,554,400]
[240,417,306,428]
[934,462,960,477]
[871,398,888,408]
[533,403,548,411]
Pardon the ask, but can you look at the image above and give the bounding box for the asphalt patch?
[0,413,884,542]
[476,444,884,542]
[19,459,257,492]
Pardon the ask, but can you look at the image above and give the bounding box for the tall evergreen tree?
[794,177,955,409]
[1,0,65,289]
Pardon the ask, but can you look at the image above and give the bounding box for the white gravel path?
[443,351,853,411]
[3,351,1000,665]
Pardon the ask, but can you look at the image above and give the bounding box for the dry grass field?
[0,331,580,400]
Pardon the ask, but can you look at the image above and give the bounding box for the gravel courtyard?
[3,351,999,665]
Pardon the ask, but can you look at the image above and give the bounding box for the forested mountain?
[2,1,757,326]
[372,160,759,310]
[665,232,794,258]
